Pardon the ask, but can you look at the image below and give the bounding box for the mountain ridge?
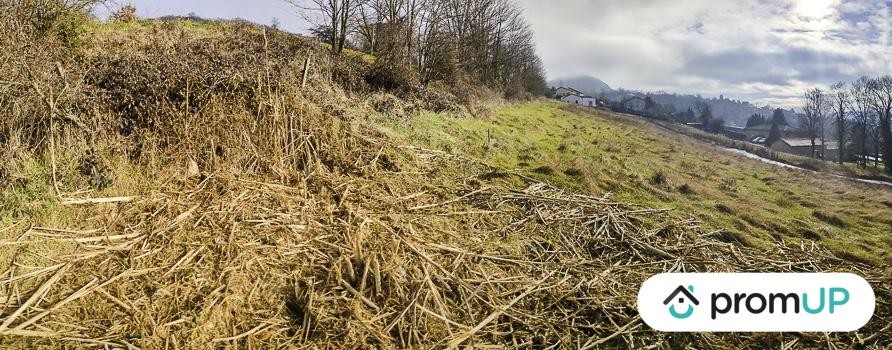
[548,76,612,95]
[549,76,797,127]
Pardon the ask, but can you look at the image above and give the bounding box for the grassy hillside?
[380,100,892,266]
[1,17,890,348]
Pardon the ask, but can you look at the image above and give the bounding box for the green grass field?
[379,100,892,266]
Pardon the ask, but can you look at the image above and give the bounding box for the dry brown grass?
[0,4,890,349]
[1,143,889,348]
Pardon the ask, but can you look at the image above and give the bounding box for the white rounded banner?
[637,273,875,332]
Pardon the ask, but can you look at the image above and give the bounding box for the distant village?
[550,86,873,163]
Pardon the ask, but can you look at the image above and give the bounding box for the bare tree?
[355,0,416,56]
[801,88,829,158]
[850,76,874,167]
[867,75,892,174]
[693,100,712,124]
[286,0,363,54]
[829,82,850,164]
[868,116,881,167]
[288,0,547,95]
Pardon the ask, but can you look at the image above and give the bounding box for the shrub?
[564,168,583,177]
[800,229,822,241]
[365,59,419,92]
[533,166,554,175]
[719,178,736,192]
[421,81,464,113]
[649,170,670,187]
[14,0,92,48]
[368,93,407,118]
[110,4,139,23]
[78,149,112,189]
[715,204,734,214]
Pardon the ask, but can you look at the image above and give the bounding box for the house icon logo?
[663,285,699,319]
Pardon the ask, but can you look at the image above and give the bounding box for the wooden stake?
[49,106,60,198]
[301,54,312,89]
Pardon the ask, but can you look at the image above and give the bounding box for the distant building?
[622,96,647,112]
[555,87,584,99]
[743,123,802,141]
[723,126,748,140]
[824,142,840,162]
[771,138,837,160]
[562,94,597,107]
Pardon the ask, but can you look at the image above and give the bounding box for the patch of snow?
[723,148,892,187]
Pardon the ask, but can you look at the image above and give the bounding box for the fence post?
[301,54,312,89]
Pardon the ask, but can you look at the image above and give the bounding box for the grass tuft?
[813,211,847,228]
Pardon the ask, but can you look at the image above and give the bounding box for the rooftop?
[747,123,796,131]
[781,139,838,149]
[557,86,582,93]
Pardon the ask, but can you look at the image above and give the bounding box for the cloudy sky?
[518,0,891,107]
[96,0,890,108]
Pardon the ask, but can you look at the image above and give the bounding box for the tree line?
[287,0,547,98]
[800,75,892,174]
[744,109,788,146]
[603,95,730,134]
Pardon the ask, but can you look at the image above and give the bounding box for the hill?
[597,90,799,127]
[548,77,798,126]
[0,9,890,350]
[647,93,798,126]
[548,75,612,95]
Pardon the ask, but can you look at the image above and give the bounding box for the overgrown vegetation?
[0,1,889,348]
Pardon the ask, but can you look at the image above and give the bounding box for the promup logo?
[638,273,875,332]
[663,285,699,319]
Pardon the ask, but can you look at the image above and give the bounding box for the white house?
[561,94,597,107]
[555,86,583,98]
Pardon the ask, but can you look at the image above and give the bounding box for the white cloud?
[518,0,891,107]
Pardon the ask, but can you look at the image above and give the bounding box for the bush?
[715,204,734,214]
[0,0,97,153]
[677,183,694,194]
[110,4,138,23]
[649,170,670,187]
[564,168,583,177]
[14,0,92,48]
[533,166,554,175]
[368,93,407,118]
[420,81,464,113]
[330,54,370,92]
[365,59,419,92]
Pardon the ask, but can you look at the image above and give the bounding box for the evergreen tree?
[746,113,766,127]
[767,121,782,146]
[707,118,725,133]
[771,108,788,125]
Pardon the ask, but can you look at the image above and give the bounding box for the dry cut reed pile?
[0,10,889,349]
[1,142,890,348]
